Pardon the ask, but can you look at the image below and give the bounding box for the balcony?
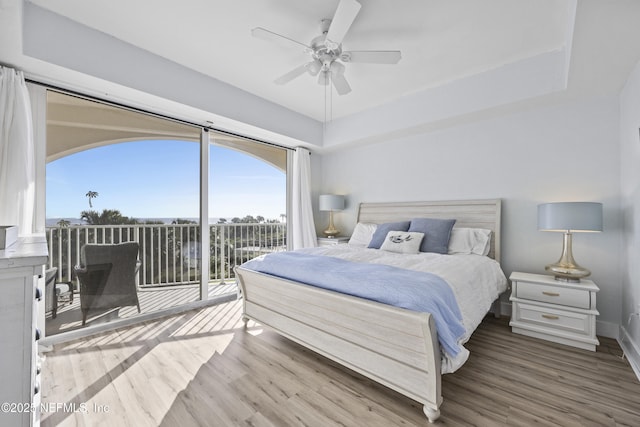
[45,222,286,335]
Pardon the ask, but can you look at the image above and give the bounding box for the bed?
[235,199,506,423]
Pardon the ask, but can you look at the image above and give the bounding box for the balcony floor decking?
[46,282,238,336]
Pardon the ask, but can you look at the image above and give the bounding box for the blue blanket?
[241,252,466,357]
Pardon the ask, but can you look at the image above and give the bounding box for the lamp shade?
[537,202,603,232]
[319,194,345,211]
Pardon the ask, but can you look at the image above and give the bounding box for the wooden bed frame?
[235,199,502,423]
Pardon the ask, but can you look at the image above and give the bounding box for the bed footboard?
[235,267,443,423]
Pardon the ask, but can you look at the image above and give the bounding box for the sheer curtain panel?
[291,147,317,249]
[0,66,35,235]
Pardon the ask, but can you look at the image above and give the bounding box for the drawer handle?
[542,291,560,297]
[542,314,559,320]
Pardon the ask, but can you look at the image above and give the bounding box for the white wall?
[620,60,640,371]
[317,96,622,334]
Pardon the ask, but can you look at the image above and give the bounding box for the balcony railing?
[46,223,287,287]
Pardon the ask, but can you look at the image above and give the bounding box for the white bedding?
[297,244,508,373]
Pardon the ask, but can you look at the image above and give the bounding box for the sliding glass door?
[207,132,287,288]
[44,90,286,337]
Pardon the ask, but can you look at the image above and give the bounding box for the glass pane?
[45,91,201,335]
[208,134,287,291]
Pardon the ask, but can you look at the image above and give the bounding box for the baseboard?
[619,325,640,382]
[596,320,619,339]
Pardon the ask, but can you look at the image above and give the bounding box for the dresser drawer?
[513,302,591,336]
[515,281,590,309]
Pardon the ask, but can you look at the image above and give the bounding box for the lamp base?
[323,229,340,238]
[545,231,591,282]
[323,210,340,237]
[545,263,591,282]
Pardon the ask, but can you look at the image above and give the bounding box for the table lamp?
[537,202,603,282]
[319,194,344,237]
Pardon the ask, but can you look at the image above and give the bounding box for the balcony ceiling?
[46,92,200,162]
[46,92,287,171]
[28,0,572,122]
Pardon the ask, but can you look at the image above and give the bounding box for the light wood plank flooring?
[41,300,640,426]
[46,283,237,336]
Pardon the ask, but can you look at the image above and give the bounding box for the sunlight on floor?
[41,300,252,427]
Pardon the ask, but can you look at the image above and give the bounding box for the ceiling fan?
[251,0,402,95]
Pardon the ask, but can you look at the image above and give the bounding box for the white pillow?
[379,231,424,254]
[447,228,492,256]
[348,222,378,247]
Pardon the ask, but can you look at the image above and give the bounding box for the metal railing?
[46,223,287,287]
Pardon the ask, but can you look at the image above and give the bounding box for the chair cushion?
[55,283,71,295]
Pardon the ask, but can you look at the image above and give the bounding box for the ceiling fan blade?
[251,27,311,52]
[325,0,362,47]
[330,61,346,75]
[274,64,309,85]
[331,71,352,95]
[342,50,402,64]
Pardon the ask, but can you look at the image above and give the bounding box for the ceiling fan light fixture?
[306,60,322,76]
[318,72,330,86]
[324,39,340,52]
[251,0,400,96]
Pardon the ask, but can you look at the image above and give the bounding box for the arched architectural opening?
[45,91,287,336]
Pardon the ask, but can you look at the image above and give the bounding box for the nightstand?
[509,272,599,351]
[317,236,350,247]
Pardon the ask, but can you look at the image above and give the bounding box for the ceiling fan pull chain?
[329,72,332,123]
[324,76,328,132]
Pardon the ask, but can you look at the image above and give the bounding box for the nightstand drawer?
[513,303,591,336]
[516,281,590,309]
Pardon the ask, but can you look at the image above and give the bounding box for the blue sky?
[46,140,286,221]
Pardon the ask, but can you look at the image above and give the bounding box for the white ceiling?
[27,0,571,122]
[3,0,640,149]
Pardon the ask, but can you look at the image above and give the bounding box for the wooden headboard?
[357,199,502,263]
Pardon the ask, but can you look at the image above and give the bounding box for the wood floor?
[46,283,238,336]
[41,300,640,427]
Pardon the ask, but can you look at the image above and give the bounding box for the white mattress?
[298,244,508,373]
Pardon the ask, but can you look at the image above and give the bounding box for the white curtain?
[291,147,317,249]
[0,66,35,235]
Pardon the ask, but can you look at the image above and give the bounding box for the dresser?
[509,272,599,351]
[0,235,48,427]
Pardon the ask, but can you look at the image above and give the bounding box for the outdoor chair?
[44,267,74,319]
[75,242,141,326]
[44,267,58,317]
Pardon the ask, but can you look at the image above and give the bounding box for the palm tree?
[80,209,135,225]
[56,219,70,228]
[85,190,99,208]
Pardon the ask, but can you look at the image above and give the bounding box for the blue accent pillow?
[408,218,457,254]
[367,221,410,249]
